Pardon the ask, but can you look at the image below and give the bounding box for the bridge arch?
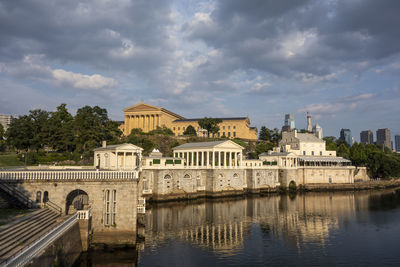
[65,189,89,215]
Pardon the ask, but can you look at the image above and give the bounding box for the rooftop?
[173,140,244,150]
[173,117,248,122]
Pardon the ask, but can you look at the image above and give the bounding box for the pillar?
[223,152,226,168]
[218,151,221,168]
[212,150,215,168]
[234,152,237,168]
[191,152,194,167]
[206,151,209,167]
[229,152,232,168]
[239,153,242,167]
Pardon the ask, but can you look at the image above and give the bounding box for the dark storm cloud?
[0,0,173,75]
[184,0,400,80]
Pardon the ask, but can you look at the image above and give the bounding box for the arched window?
[256,172,260,177]
[164,174,171,179]
[184,174,191,179]
[43,191,49,203]
[36,191,42,203]
[233,173,239,179]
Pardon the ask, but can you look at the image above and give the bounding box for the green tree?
[337,143,350,159]
[198,117,222,138]
[259,126,271,141]
[323,136,337,151]
[0,123,4,139]
[6,115,34,151]
[47,104,74,152]
[0,123,5,152]
[73,106,121,153]
[29,109,50,152]
[148,126,174,136]
[183,125,197,136]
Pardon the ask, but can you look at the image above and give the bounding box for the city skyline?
[0,1,399,140]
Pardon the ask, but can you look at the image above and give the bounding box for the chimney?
[307,112,312,132]
[102,141,107,148]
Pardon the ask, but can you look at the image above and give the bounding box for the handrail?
[45,200,62,215]
[3,214,78,267]
[0,182,34,208]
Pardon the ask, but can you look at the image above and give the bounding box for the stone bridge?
[0,170,140,244]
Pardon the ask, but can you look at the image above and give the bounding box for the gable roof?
[173,140,244,150]
[123,102,185,120]
[94,143,143,151]
[296,133,324,143]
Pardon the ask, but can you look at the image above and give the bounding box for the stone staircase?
[0,182,34,209]
[0,208,61,264]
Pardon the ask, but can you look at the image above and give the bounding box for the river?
[77,189,400,266]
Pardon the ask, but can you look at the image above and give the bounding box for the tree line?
[1,104,121,163]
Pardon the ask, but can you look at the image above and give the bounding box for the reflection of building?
[141,192,372,254]
[376,128,392,150]
[340,129,352,146]
[122,102,257,140]
[0,114,15,131]
[360,130,374,145]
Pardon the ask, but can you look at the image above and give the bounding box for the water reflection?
[79,189,400,266]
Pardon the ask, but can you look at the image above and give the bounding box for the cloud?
[52,69,117,90]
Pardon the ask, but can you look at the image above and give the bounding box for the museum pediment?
[123,102,161,113]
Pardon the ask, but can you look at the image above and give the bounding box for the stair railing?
[44,200,62,216]
[0,182,34,209]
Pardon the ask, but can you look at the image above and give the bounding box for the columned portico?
[173,140,244,169]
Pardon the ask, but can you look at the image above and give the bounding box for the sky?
[0,0,399,141]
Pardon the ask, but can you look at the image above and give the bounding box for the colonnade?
[125,114,161,133]
[279,157,297,168]
[173,150,243,168]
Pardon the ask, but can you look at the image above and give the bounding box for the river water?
[78,189,400,266]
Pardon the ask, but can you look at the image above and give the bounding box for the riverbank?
[301,179,400,192]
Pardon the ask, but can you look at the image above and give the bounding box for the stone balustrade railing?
[0,170,139,181]
[77,208,91,220]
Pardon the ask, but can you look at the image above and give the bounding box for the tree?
[323,136,337,151]
[47,104,74,152]
[337,143,350,159]
[29,109,51,152]
[198,117,222,138]
[0,123,5,152]
[183,125,197,136]
[0,123,4,140]
[148,126,174,136]
[259,126,271,141]
[6,115,34,151]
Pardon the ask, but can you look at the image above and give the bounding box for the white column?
[218,151,221,168]
[223,151,226,168]
[212,150,215,168]
[239,153,242,167]
[234,152,237,168]
[206,151,209,167]
[191,152,194,167]
[229,152,232,168]
[200,151,203,167]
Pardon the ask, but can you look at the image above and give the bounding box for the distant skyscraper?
[360,130,374,145]
[340,129,352,146]
[284,114,295,130]
[306,113,312,132]
[313,124,323,139]
[395,135,400,152]
[376,128,392,150]
[0,114,15,131]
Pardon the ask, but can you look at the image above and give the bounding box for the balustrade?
[0,170,139,181]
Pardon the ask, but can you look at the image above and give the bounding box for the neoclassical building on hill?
[121,102,258,140]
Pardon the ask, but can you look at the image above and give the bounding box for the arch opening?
[65,189,89,215]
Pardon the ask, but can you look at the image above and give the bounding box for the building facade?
[395,135,400,152]
[0,114,15,131]
[376,128,392,150]
[122,102,258,140]
[360,130,374,145]
[340,129,352,146]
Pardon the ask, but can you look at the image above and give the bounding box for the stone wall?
[27,221,82,267]
[9,179,138,236]
[354,167,370,182]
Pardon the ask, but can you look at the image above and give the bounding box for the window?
[178,127,180,130]
[303,151,306,155]
[36,191,42,203]
[311,151,314,156]
[233,126,236,129]
[184,174,191,179]
[112,190,116,225]
[228,126,230,129]
[233,173,239,178]
[233,132,236,137]
[223,126,225,129]
[218,133,220,137]
[173,127,176,130]
[164,174,171,179]
[320,151,322,156]
[228,132,231,137]
[183,127,185,131]
[222,132,225,136]
[105,190,110,225]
